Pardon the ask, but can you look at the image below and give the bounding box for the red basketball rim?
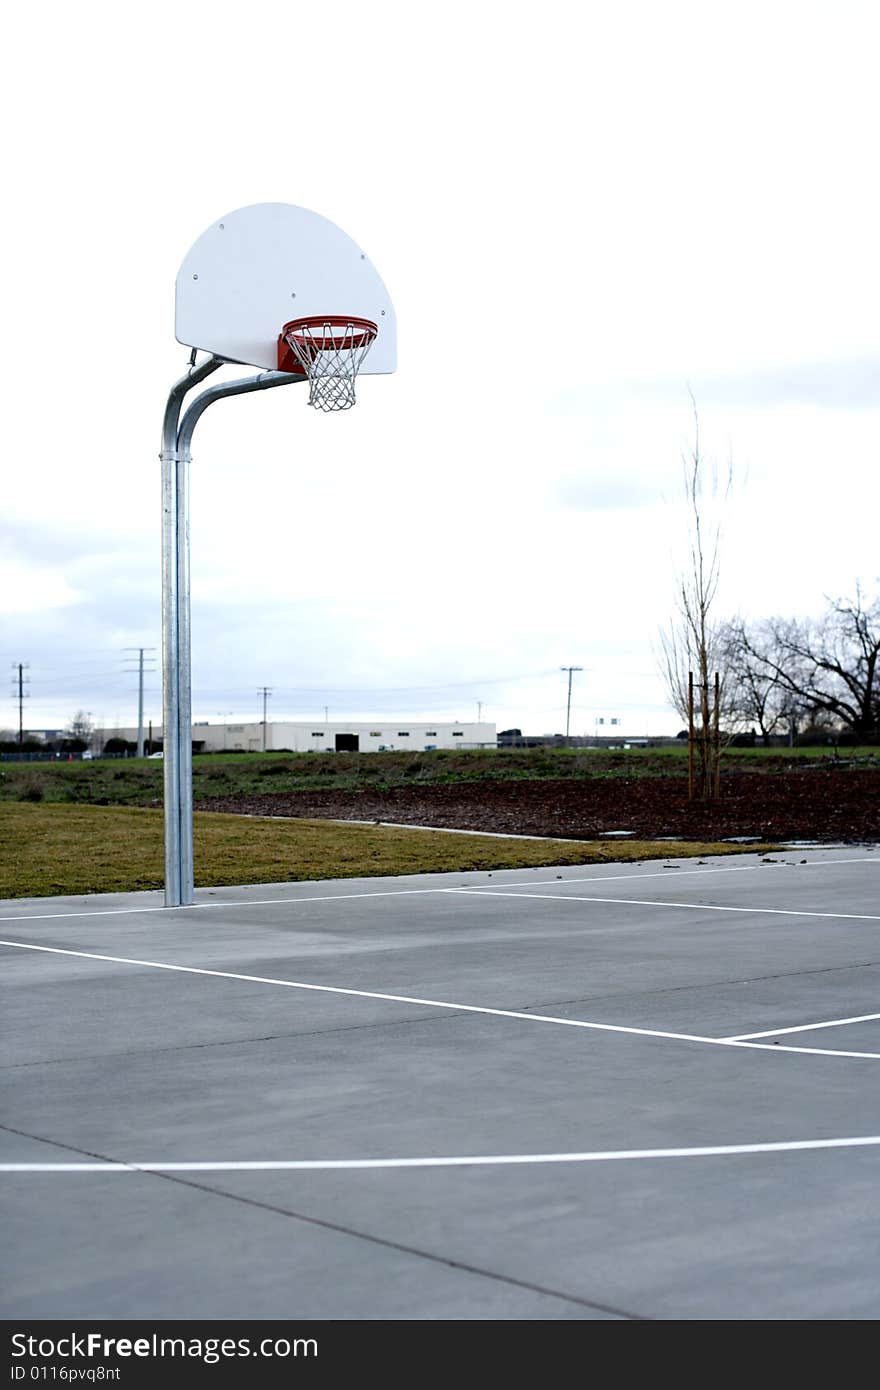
[281,315,378,352]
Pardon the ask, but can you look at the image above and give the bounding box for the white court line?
[464,855,879,892]
[330,818,583,842]
[2,938,880,1061]
[0,886,448,925]
[3,1134,880,1173]
[445,888,880,922]
[723,1012,880,1042]
[0,853,873,925]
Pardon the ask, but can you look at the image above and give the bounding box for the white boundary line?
[723,1012,880,1042]
[329,818,584,842]
[0,853,873,925]
[0,886,446,925]
[464,856,879,891]
[4,1134,880,1173]
[445,888,880,922]
[3,938,880,1061]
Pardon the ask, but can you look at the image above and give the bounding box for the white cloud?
[0,560,80,616]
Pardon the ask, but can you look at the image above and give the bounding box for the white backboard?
[175,203,396,373]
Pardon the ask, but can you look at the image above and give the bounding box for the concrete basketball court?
[2,846,878,1321]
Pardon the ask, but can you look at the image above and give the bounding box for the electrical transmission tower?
[10,663,30,750]
[123,649,157,757]
[258,687,273,752]
[560,666,583,746]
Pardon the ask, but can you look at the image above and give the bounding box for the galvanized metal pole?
[161,358,222,907]
[161,365,299,907]
[161,441,182,902]
[176,438,195,899]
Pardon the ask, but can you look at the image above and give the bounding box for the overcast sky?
[3,2,878,740]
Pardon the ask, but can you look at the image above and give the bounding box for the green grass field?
[0,803,762,899]
[1,743,874,808]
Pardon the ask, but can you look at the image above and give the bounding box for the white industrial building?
[111,720,497,753]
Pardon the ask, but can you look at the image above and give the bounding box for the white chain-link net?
[282,318,377,412]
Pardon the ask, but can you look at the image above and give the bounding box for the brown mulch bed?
[195,767,880,844]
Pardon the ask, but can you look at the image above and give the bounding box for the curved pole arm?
[162,355,224,456]
[176,370,302,456]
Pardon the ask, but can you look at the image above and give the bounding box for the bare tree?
[727,588,879,740]
[659,394,733,798]
[719,617,791,744]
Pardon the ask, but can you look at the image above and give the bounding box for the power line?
[22,670,130,688]
[216,669,562,696]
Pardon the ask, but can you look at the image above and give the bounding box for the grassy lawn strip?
[0,803,765,899]
[1,744,875,808]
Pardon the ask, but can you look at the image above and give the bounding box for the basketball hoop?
[278,316,378,411]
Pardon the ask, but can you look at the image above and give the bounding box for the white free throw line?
[3,1135,880,1173]
[2,938,879,1061]
[723,1012,880,1042]
[445,888,880,922]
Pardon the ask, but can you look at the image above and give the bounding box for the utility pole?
[560,666,583,747]
[137,651,145,757]
[10,663,30,750]
[477,700,483,724]
[258,687,272,752]
[123,649,157,757]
